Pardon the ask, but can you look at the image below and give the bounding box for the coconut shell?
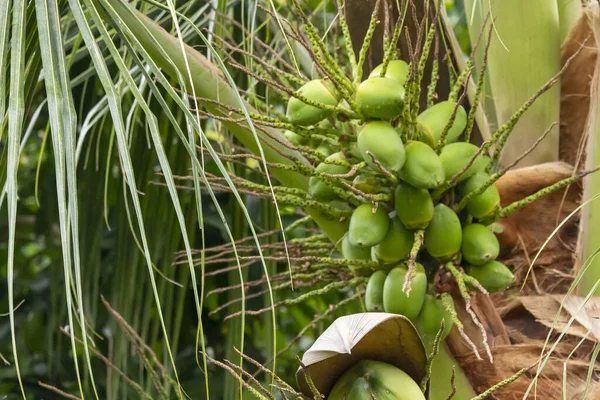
[296,313,427,397]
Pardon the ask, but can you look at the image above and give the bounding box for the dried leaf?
[559,4,596,167]
[502,295,600,341]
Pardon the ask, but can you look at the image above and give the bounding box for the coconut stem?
[296,357,324,399]
[341,181,393,202]
[464,22,493,142]
[443,367,457,400]
[421,319,445,392]
[206,354,272,400]
[354,0,381,86]
[436,76,471,151]
[495,166,600,220]
[290,0,355,96]
[225,277,368,321]
[469,363,534,400]
[365,151,398,183]
[380,4,408,78]
[445,263,470,304]
[335,0,358,77]
[427,34,440,108]
[440,293,461,330]
[462,275,488,295]
[410,23,437,121]
[403,230,425,295]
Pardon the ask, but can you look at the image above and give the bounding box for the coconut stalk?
[465,0,562,168]
[96,0,476,398]
[461,0,498,131]
[577,3,600,296]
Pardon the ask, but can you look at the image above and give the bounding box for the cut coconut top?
[296,312,427,397]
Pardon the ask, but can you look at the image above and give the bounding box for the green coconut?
[286,79,339,126]
[357,121,406,172]
[466,260,514,293]
[308,152,349,201]
[461,223,500,266]
[369,59,410,85]
[416,100,467,144]
[459,172,501,219]
[328,360,426,400]
[348,204,390,248]
[439,142,490,183]
[365,270,388,312]
[399,141,445,189]
[341,233,372,261]
[394,182,434,229]
[420,294,454,339]
[373,217,413,264]
[284,130,308,146]
[424,204,462,261]
[352,174,382,194]
[382,264,427,320]
[356,77,405,120]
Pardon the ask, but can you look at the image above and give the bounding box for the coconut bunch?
[283,48,515,343]
[189,0,600,349]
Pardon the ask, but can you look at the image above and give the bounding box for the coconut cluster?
[285,59,514,339]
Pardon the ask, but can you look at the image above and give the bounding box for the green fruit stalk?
[420,294,454,339]
[466,260,514,292]
[365,270,387,312]
[399,141,445,189]
[328,360,426,400]
[416,100,467,144]
[424,204,462,261]
[373,217,413,263]
[286,79,339,126]
[357,121,406,172]
[356,77,405,120]
[348,204,390,247]
[394,182,434,229]
[382,264,427,320]
[461,224,500,265]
